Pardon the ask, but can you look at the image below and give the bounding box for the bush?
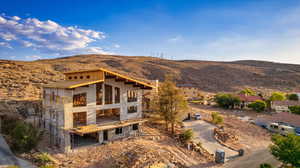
[269,92,286,101]
[214,94,241,109]
[248,100,267,112]
[260,163,273,168]
[181,129,194,142]
[287,94,299,101]
[289,106,300,115]
[10,121,40,152]
[211,112,223,125]
[36,153,52,165]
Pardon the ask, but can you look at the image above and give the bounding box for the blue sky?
[1,0,300,64]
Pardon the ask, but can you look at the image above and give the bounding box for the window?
[73,93,87,107]
[74,76,78,79]
[115,127,123,135]
[105,84,113,104]
[127,90,138,102]
[115,87,120,103]
[86,75,90,79]
[128,106,137,113]
[96,83,103,105]
[73,112,87,127]
[80,76,83,79]
[132,124,139,130]
[68,76,72,80]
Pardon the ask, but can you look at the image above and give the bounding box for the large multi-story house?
[42,68,155,152]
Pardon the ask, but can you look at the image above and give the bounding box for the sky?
[1,0,300,64]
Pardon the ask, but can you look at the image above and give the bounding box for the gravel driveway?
[183,120,238,161]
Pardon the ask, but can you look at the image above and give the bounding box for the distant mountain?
[1,54,300,100]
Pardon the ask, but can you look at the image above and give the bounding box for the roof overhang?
[43,79,104,89]
[63,68,155,90]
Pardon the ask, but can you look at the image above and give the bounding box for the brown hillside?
[1,54,300,100]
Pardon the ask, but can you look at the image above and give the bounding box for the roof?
[69,119,147,136]
[237,94,263,102]
[63,68,155,89]
[272,100,300,106]
[43,79,104,89]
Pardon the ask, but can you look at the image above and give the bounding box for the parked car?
[295,127,300,136]
[268,122,295,136]
[194,113,201,120]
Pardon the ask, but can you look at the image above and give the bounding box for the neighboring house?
[271,100,300,113]
[237,94,263,109]
[42,68,155,152]
[256,112,300,128]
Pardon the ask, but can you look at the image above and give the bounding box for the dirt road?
[183,120,238,161]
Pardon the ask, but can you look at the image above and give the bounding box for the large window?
[115,87,120,104]
[73,93,87,107]
[73,112,87,127]
[128,106,137,113]
[127,90,138,102]
[115,127,123,135]
[105,84,113,104]
[96,83,103,105]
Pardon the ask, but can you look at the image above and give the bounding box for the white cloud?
[25,55,42,60]
[113,44,120,48]
[0,42,12,49]
[168,35,183,43]
[0,14,108,55]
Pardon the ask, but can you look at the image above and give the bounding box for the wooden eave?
[43,79,104,89]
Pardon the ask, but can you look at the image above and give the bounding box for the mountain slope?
[1,54,300,100]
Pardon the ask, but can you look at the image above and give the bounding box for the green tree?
[211,112,223,125]
[287,94,299,101]
[152,75,188,134]
[269,134,300,167]
[248,100,267,112]
[215,93,241,109]
[269,92,286,102]
[10,121,40,152]
[181,129,194,142]
[239,88,256,96]
[289,106,300,115]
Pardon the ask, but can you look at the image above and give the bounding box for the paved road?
[183,120,238,161]
[224,148,281,168]
[0,134,36,168]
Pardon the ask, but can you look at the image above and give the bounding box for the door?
[103,130,108,141]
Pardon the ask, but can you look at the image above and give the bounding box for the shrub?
[289,106,300,115]
[287,94,299,101]
[10,121,40,152]
[260,163,273,168]
[269,92,286,101]
[248,100,267,112]
[211,112,223,125]
[214,93,241,109]
[181,129,194,142]
[36,153,52,165]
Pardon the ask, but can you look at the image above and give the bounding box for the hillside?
[1,54,300,100]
